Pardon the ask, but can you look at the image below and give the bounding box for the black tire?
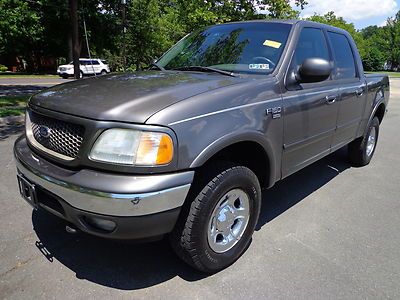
[348,116,380,167]
[100,70,107,75]
[79,71,84,79]
[61,75,68,79]
[170,162,261,273]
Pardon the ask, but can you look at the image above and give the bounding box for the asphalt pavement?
[0,79,399,299]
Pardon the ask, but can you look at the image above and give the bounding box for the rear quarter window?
[328,32,357,79]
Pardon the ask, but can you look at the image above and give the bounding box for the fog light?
[83,216,116,232]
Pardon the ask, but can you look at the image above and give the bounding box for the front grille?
[30,111,84,159]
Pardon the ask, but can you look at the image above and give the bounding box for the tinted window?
[158,23,292,74]
[293,28,330,67]
[328,32,356,79]
[91,60,100,65]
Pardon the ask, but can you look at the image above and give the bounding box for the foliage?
[382,11,400,70]
[2,0,400,72]
[361,26,387,71]
[307,12,367,57]
[0,0,305,72]
[0,0,44,71]
[0,64,7,72]
[307,12,388,71]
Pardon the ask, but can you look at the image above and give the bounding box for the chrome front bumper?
[14,136,193,217]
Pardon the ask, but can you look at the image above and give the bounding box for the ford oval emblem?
[39,125,51,138]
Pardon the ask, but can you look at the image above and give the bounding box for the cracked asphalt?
[0,79,399,299]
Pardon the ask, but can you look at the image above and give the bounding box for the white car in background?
[57,58,110,78]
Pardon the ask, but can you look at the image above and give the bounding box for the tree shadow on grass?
[0,122,24,141]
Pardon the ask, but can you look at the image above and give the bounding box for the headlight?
[89,129,174,166]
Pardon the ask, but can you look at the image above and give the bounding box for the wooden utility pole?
[68,0,80,79]
[121,0,127,71]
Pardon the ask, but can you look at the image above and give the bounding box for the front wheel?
[348,116,380,166]
[170,163,261,273]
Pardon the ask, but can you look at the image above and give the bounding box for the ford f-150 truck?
[14,20,390,273]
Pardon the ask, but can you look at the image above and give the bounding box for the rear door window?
[327,32,357,79]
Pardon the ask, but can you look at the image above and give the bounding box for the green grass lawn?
[366,71,400,78]
[0,73,58,79]
[0,96,29,117]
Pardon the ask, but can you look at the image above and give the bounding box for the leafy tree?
[307,12,381,70]
[0,0,307,72]
[0,0,43,71]
[361,26,387,71]
[258,0,307,19]
[382,11,400,70]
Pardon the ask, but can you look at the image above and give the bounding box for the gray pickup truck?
[14,20,389,273]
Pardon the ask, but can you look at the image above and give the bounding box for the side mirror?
[297,58,331,83]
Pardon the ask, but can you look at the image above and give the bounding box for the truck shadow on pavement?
[256,147,351,230]
[31,147,351,290]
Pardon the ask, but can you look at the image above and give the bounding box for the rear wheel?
[348,116,380,166]
[170,163,261,273]
[79,71,84,79]
[100,70,107,75]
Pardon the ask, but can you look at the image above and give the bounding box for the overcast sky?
[291,0,399,29]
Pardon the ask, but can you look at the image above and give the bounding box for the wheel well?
[204,141,270,188]
[375,103,385,124]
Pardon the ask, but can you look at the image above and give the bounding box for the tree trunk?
[68,0,80,79]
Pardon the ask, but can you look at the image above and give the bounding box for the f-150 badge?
[266,107,282,119]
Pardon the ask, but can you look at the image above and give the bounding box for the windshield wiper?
[172,66,237,77]
[149,61,166,71]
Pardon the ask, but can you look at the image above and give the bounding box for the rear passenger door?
[80,60,89,74]
[328,32,367,150]
[282,27,339,177]
[89,60,101,74]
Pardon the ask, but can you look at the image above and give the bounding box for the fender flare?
[189,131,277,187]
[364,90,386,136]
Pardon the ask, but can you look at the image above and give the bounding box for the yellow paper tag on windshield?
[263,40,282,49]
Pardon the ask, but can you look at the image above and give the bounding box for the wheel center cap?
[216,205,235,232]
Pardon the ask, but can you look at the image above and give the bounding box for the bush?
[0,64,8,72]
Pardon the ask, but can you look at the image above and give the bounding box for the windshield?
[158,22,292,75]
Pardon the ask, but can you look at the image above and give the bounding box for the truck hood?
[30,71,244,123]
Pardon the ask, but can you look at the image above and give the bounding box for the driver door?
[281,27,339,177]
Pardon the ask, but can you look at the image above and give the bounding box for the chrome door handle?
[325,95,337,105]
[355,89,364,97]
